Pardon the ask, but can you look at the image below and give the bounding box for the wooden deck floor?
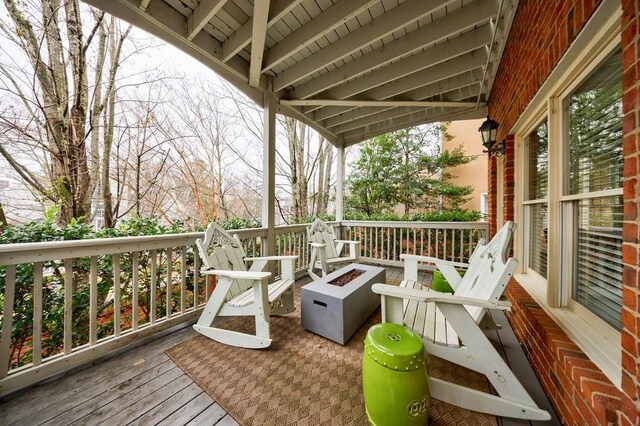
[0,267,558,426]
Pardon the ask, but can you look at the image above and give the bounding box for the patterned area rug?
[166,288,496,426]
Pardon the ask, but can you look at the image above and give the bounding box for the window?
[524,120,548,278]
[512,3,623,385]
[563,47,623,330]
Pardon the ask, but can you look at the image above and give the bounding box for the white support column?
[262,77,277,259]
[336,142,345,223]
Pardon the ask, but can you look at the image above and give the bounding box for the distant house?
[441,119,488,216]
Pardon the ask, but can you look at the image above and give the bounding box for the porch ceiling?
[82,0,518,147]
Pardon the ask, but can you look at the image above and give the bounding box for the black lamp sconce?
[478,116,505,157]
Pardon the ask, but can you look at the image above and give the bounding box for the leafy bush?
[344,209,482,222]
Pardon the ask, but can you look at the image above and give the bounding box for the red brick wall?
[487,0,640,424]
[621,1,640,423]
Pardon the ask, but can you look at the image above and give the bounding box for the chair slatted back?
[454,222,517,323]
[196,223,252,301]
[307,219,339,259]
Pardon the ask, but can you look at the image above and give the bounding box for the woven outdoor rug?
[166,288,496,426]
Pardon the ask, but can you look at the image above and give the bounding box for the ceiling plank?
[222,0,302,62]
[187,0,229,40]
[81,0,262,104]
[324,83,482,130]
[262,0,380,72]
[280,99,479,108]
[342,106,487,146]
[309,68,484,123]
[286,0,495,97]
[319,25,491,101]
[328,86,482,134]
[248,1,270,87]
[273,0,456,92]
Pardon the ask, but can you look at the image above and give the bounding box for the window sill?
[513,273,621,388]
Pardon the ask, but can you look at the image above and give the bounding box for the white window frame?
[521,116,549,283]
[512,1,622,387]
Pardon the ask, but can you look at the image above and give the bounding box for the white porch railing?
[341,220,489,266]
[0,220,485,396]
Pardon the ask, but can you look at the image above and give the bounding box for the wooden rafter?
[187,0,229,40]
[248,1,270,87]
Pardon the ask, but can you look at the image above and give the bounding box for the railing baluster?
[393,228,397,261]
[166,248,172,319]
[32,262,43,366]
[113,255,121,337]
[428,229,432,256]
[90,256,98,346]
[150,249,157,324]
[194,246,200,308]
[132,252,139,330]
[435,230,440,259]
[64,259,73,354]
[181,247,186,314]
[0,265,16,378]
[420,229,424,256]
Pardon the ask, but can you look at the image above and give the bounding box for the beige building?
[441,119,488,215]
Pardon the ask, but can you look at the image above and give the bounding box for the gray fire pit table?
[301,263,385,345]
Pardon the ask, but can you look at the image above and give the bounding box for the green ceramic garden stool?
[363,322,429,425]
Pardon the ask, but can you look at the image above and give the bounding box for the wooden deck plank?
[186,401,228,425]
[85,372,193,425]
[0,326,196,420]
[39,358,177,425]
[155,392,216,426]
[486,310,560,426]
[131,382,205,425]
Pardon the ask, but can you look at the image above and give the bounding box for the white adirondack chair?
[404,223,512,299]
[193,223,297,349]
[307,218,360,280]
[372,222,551,421]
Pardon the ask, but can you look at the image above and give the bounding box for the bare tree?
[0,0,132,225]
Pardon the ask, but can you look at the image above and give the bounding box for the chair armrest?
[309,242,326,248]
[400,254,470,269]
[245,255,298,261]
[200,269,271,280]
[371,284,511,311]
[335,240,360,245]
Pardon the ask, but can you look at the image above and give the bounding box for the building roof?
[83,0,518,146]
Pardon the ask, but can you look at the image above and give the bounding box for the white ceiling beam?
[222,0,302,62]
[484,0,519,101]
[273,0,455,92]
[262,0,377,72]
[187,0,229,40]
[139,0,150,11]
[248,1,270,87]
[280,99,479,108]
[310,70,484,123]
[81,0,262,104]
[319,25,491,102]
[342,106,487,146]
[324,83,482,130]
[328,87,482,134]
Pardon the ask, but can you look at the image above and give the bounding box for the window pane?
[567,48,623,194]
[527,120,548,200]
[528,203,548,278]
[572,196,623,330]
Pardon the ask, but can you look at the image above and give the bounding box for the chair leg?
[425,302,551,421]
[254,276,270,340]
[271,290,295,316]
[193,277,273,349]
